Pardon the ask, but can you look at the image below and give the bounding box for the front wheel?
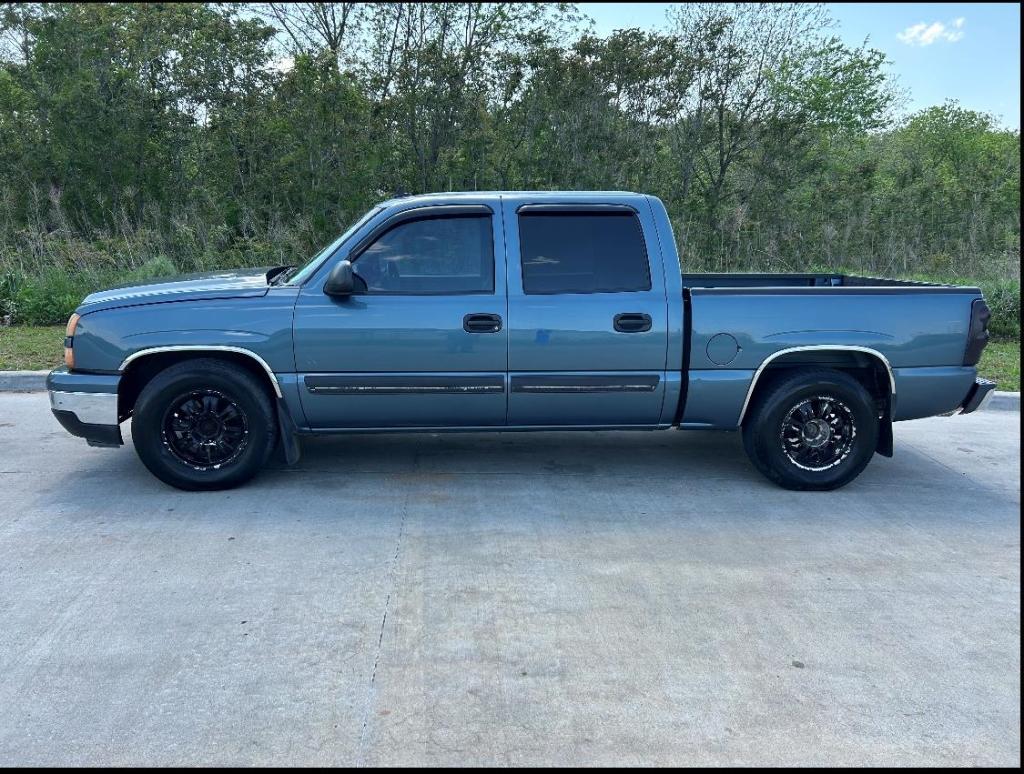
[742,368,879,491]
[131,359,277,491]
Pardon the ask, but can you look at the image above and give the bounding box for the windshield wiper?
[268,265,296,286]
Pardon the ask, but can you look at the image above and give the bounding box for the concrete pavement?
[0,392,1019,765]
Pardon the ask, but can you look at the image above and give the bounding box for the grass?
[1,325,1018,391]
[978,340,1021,392]
[0,325,64,371]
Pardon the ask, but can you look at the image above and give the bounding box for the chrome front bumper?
[47,368,123,447]
[49,390,119,425]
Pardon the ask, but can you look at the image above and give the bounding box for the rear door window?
[518,212,651,294]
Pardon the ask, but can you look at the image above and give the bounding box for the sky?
[577,2,1021,129]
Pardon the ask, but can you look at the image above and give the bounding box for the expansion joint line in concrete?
[356,493,409,763]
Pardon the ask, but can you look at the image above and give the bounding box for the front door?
[293,204,508,429]
[504,199,669,427]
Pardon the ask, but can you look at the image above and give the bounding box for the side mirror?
[324,260,355,297]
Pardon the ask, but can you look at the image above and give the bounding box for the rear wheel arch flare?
[738,346,895,426]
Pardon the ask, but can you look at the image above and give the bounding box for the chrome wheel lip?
[160,388,250,471]
[780,394,857,472]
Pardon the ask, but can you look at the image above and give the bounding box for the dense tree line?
[0,3,1018,331]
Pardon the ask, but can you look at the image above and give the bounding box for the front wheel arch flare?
[118,349,281,420]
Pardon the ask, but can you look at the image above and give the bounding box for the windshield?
[285,206,383,286]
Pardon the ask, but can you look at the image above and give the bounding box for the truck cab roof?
[378,190,647,208]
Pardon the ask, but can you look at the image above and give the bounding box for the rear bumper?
[958,377,997,415]
[47,368,123,447]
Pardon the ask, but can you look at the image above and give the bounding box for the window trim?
[517,209,653,296]
[516,203,639,215]
[347,205,496,296]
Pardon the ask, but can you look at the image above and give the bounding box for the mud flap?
[876,414,893,457]
[275,399,302,465]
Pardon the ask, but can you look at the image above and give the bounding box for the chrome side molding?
[304,375,505,395]
[511,375,660,393]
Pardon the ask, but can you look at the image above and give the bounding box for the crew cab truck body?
[47,191,996,491]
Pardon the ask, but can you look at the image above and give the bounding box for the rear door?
[503,197,669,426]
[293,202,508,429]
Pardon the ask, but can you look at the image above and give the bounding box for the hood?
[77,267,273,314]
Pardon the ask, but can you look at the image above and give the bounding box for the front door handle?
[613,313,652,333]
[463,313,503,333]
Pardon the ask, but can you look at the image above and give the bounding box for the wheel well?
[118,351,279,420]
[742,350,893,426]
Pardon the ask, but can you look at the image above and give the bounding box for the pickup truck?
[47,191,996,491]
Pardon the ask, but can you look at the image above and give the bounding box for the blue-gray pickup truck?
[47,191,996,491]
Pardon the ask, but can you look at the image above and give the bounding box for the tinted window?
[354,215,493,294]
[519,212,651,294]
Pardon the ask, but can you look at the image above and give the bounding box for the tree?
[662,3,895,266]
[0,0,1016,308]
[257,3,362,68]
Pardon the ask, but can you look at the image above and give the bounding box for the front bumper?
[958,377,998,415]
[47,367,123,447]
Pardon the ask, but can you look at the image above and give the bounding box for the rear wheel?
[131,359,276,490]
[742,368,879,491]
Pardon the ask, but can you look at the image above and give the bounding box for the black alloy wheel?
[132,358,277,490]
[742,368,879,491]
[779,395,857,472]
[161,389,250,470]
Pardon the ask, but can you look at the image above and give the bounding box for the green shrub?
[0,256,184,325]
[980,278,1021,340]
[12,270,95,326]
[123,255,178,283]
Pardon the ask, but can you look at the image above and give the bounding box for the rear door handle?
[463,313,503,333]
[613,313,652,333]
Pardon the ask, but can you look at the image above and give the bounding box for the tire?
[131,358,277,491]
[742,368,879,491]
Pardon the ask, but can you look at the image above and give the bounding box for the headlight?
[64,313,80,369]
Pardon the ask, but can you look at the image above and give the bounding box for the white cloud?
[897,18,966,46]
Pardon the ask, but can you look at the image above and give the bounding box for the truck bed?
[679,270,987,428]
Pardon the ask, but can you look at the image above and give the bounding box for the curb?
[0,370,49,392]
[987,391,1020,412]
[0,370,1019,411]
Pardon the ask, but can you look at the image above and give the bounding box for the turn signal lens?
[64,313,80,369]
